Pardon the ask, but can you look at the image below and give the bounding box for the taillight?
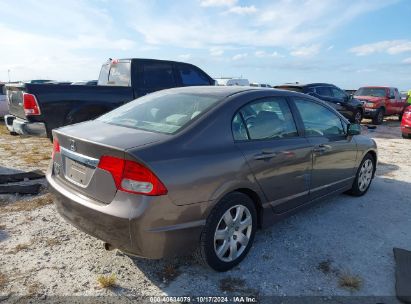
[52,137,60,159]
[23,93,41,115]
[98,156,168,196]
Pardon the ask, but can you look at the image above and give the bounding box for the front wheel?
[347,154,375,196]
[198,192,257,272]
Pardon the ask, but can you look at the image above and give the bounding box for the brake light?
[52,137,60,159]
[23,93,41,115]
[98,156,167,196]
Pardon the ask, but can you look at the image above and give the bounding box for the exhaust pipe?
[104,242,115,251]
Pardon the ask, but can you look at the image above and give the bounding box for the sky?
[0,0,410,90]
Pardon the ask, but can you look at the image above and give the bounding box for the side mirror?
[347,123,361,136]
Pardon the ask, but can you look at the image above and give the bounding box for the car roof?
[276,83,336,88]
[157,85,311,100]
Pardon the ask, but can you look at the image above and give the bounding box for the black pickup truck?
[5,58,215,138]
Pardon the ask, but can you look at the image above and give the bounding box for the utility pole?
[8,69,11,83]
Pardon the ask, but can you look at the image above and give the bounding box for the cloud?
[210,47,224,56]
[290,45,321,57]
[232,53,248,61]
[132,0,395,50]
[350,40,411,56]
[226,5,257,15]
[200,0,237,7]
[403,57,411,64]
[179,54,192,60]
[255,50,282,58]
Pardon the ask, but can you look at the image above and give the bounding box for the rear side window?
[315,87,333,97]
[143,63,175,88]
[232,97,298,141]
[294,98,345,137]
[98,91,220,134]
[98,61,131,86]
[177,64,211,86]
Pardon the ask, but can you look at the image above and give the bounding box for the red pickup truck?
[354,86,407,124]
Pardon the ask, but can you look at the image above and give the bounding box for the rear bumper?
[4,114,47,137]
[47,171,208,259]
[401,124,411,135]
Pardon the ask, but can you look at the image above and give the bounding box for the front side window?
[294,98,345,137]
[143,63,175,88]
[177,64,210,86]
[232,97,298,141]
[331,87,347,99]
[98,91,220,134]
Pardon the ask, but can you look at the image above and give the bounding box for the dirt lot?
[0,118,410,302]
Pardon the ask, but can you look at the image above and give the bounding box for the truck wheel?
[197,192,257,272]
[353,109,363,124]
[347,153,375,196]
[372,108,384,125]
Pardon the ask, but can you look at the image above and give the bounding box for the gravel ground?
[0,118,410,302]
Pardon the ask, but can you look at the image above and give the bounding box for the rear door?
[175,63,213,86]
[233,96,313,213]
[134,61,177,97]
[292,97,358,199]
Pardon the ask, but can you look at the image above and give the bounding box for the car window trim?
[231,96,301,143]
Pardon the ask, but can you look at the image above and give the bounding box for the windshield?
[355,87,387,97]
[98,91,221,134]
[98,60,131,86]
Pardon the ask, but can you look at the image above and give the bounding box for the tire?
[353,109,363,124]
[372,108,384,125]
[402,133,411,139]
[347,154,375,196]
[197,192,257,272]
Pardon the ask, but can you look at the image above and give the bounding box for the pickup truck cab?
[354,86,407,124]
[4,58,214,138]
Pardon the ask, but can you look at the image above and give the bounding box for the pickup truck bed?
[6,83,132,137]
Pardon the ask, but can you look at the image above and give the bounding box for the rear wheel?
[198,192,257,272]
[348,154,375,196]
[372,108,384,125]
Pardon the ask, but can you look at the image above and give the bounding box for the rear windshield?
[275,86,303,93]
[98,60,131,86]
[98,91,221,134]
[355,87,386,97]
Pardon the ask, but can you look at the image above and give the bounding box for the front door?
[292,97,358,199]
[233,97,313,213]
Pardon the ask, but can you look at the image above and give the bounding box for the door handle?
[313,144,330,153]
[254,150,279,160]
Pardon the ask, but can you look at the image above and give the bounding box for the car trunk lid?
[52,120,169,204]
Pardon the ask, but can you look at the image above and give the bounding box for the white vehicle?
[0,83,8,118]
[214,78,250,86]
[250,82,272,88]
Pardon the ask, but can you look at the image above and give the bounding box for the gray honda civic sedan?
[47,86,377,271]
